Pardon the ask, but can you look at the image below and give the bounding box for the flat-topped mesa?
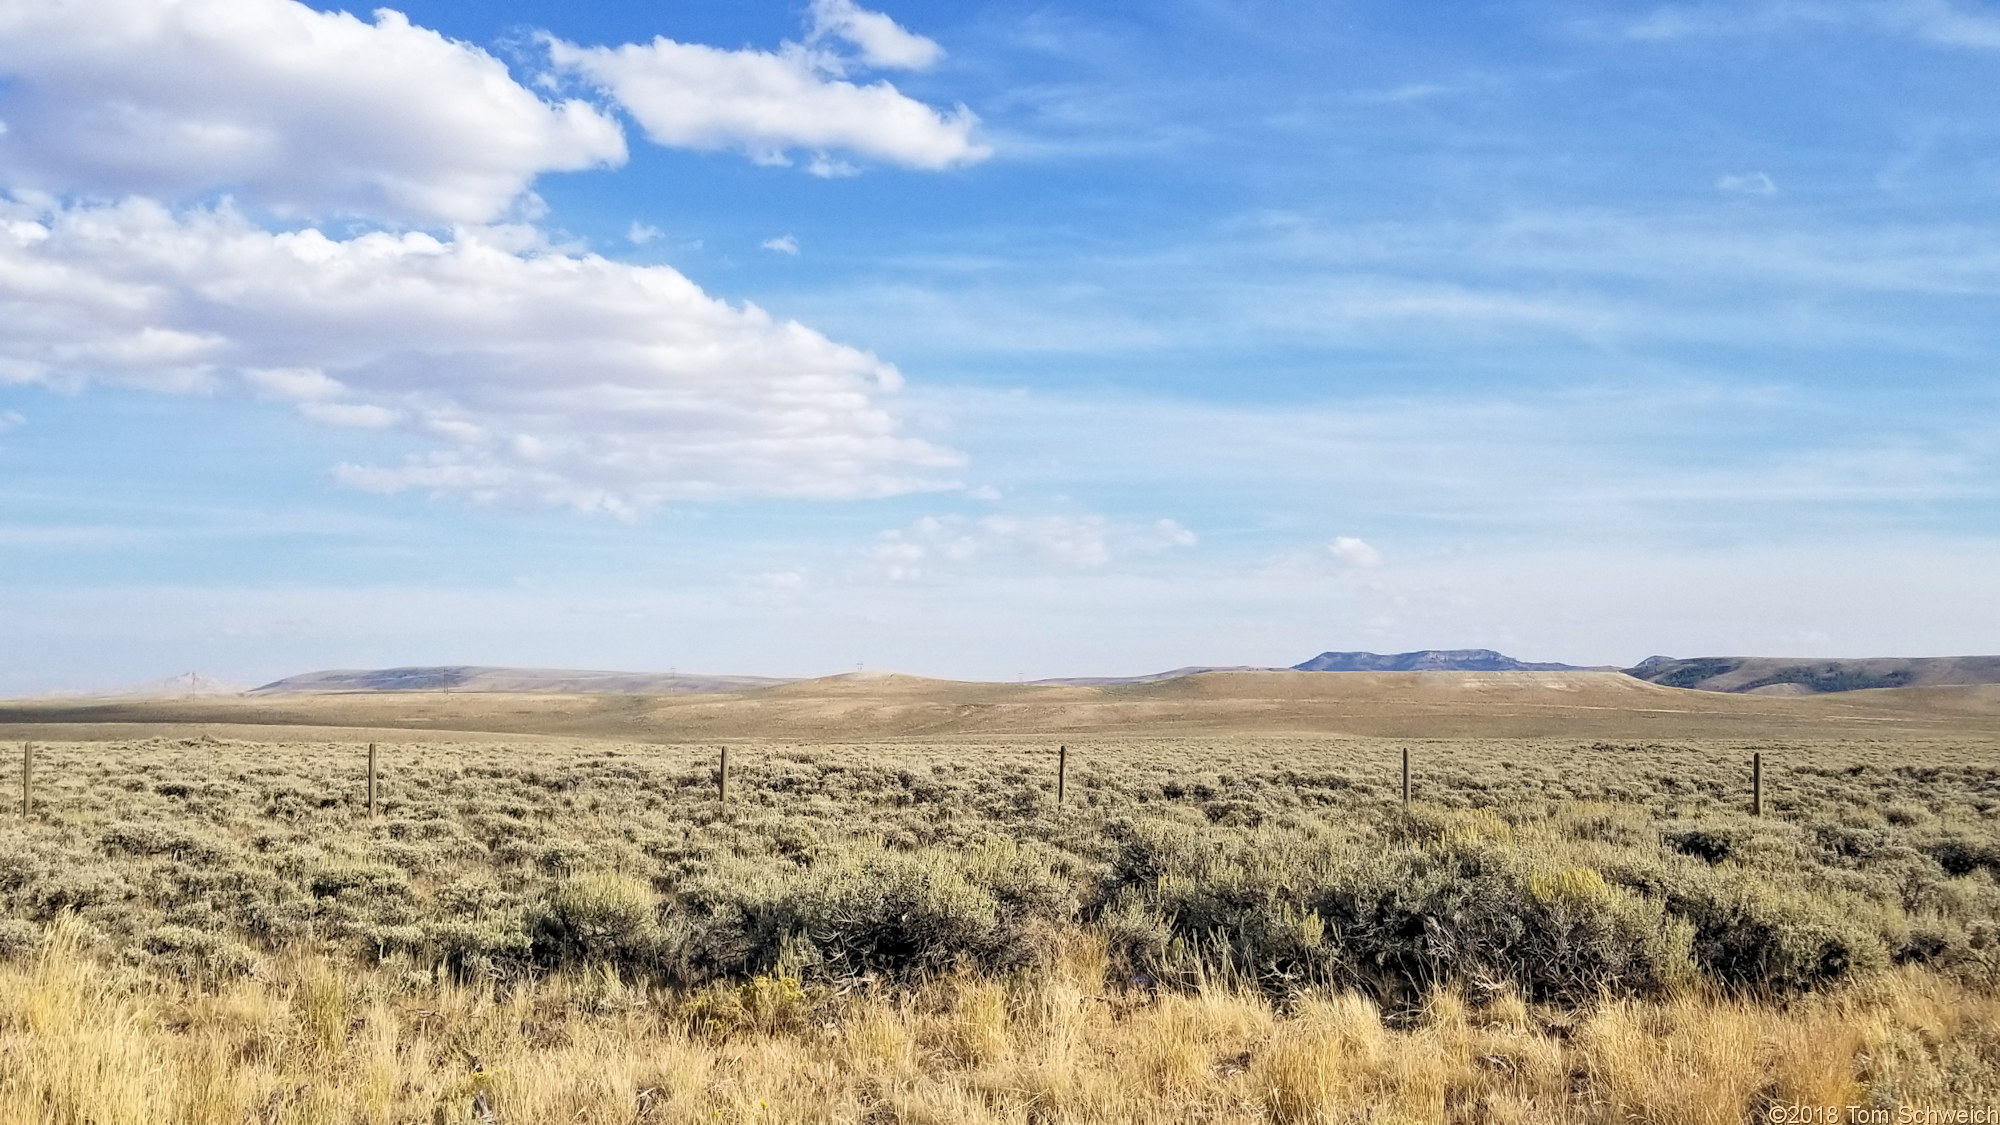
[1624,655,2000,694]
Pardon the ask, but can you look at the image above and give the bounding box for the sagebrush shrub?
[760,849,1013,977]
[1647,865,1887,993]
[531,871,660,970]
[0,916,38,960]
[140,923,257,983]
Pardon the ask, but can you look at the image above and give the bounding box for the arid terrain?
[1,674,1996,1122]
[4,669,1998,745]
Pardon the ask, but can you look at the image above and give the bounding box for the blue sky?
[2,0,1997,692]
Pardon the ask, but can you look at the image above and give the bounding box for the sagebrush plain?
[1,675,1998,1122]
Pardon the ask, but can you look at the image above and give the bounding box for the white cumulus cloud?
[546,2,988,173]
[0,1,996,512]
[0,0,625,225]
[1329,536,1384,567]
[0,197,961,513]
[0,1,987,515]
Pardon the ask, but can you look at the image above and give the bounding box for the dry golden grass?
[2,918,1997,1124]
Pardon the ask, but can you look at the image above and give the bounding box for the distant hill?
[17,669,1999,742]
[250,666,791,695]
[1292,649,1588,672]
[1624,655,2000,695]
[228,654,2000,700]
[1029,665,1272,686]
[249,655,1596,695]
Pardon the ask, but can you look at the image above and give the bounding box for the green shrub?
[0,916,40,960]
[1813,821,1894,864]
[1095,888,1171,983]
[422,918,533,978]
[534,838,596,876]
[1925,836,2000,877]
[667,844,1069,983]
[776,850,1011,977]
[1095,824,1693,1006]
[140,923,257,983]
[24,866,133,921]
[531,871,661,970]
[1664,826,1738,865]
[99,823,236,864]
[1649,866,1888,994]
[308,863,412,901]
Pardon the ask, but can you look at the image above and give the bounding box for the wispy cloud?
[1716,171,1778,196]
[807,0,945,71]
[1352,82,1466,104]
[1603,0,2000,49]
[865,511,1195,579]
[1896,0,2000,47]
[1614,2,1845,41]
[772,204,2000,379]
[918,383,2000,550]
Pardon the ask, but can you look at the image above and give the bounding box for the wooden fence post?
[1057,744,1067,807]
[718,746,730,804]
[1401,747,1410,807]
[367,743,378,818]
[20,742,31,819]
[1752,752,1763,817]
